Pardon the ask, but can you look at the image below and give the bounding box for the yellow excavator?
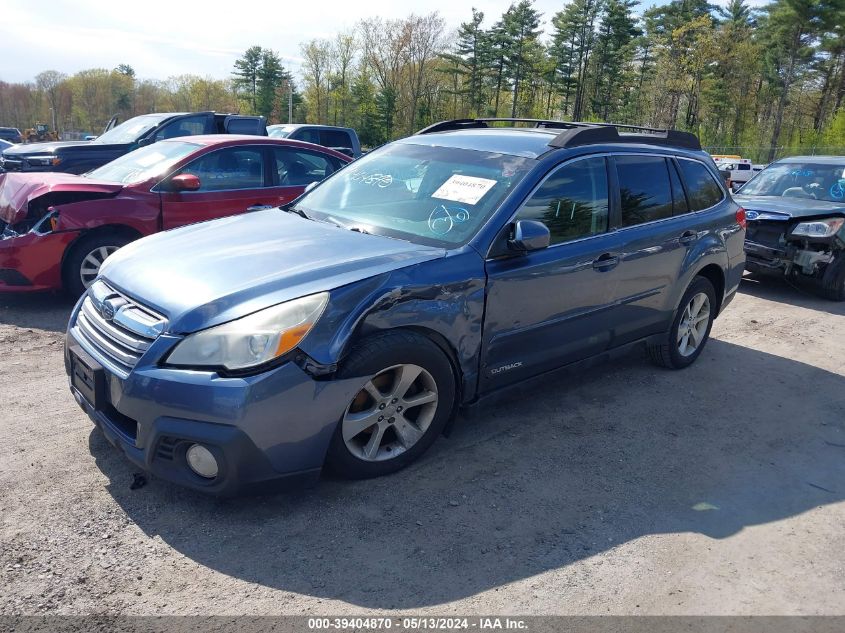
[22,123,58,143]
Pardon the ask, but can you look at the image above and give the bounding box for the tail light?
[736,207,747,230]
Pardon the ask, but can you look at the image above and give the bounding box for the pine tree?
[232,46,263,113]
[502,1,543,118]
[590,0,640,121]
[455,9,489,116]
[256,49,289,120]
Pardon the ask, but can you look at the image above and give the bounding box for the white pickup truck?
[713,157,763,192]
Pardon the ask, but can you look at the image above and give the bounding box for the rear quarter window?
[678,159,724,211]
[320,130,352,149]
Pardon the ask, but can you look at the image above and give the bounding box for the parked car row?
[0,136,351,294]
[0,114,364,174]
[0,112,267,174]
[58,118,746,495]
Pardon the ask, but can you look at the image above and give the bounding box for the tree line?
[0,67,240,138]
[1,0,843,161]
[296,0,845,161]
[0,48,299,140]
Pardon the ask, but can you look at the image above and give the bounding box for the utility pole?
[288,81,293,123]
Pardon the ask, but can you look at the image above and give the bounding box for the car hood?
[99,209,446,334]
[2,140,90,155]
[0,172,124,224]
[734,195,845,220]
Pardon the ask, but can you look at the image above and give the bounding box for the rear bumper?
[0,230,77,292]
[65,325,367,496]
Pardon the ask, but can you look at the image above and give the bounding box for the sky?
[1,0,766,84]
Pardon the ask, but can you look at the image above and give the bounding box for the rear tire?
[63,232,132,297]
[326,330,456,479]
[648,276,717,369]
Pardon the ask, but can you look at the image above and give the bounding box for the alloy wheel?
[342,363,439,462]
[79,245,119,289]
[677,292,711,357]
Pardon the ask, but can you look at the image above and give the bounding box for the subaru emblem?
[745,210,759,220]
[101,298,118,321]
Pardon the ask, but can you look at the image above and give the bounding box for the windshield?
[93,114,170,145]
[86,141,200,184]
[294,142,533,247]
[739,161,845,202]
[268,126,293,138]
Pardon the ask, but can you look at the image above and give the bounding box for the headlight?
[790,217,845,238]
[27,155,61,166]
[166,293,328,370]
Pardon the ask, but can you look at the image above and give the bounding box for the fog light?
[185,444,218,479]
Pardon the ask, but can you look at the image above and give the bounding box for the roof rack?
[416,118,701,151]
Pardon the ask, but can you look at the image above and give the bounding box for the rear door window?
[677,159,724,211]
[516,156,609,244]
[615,155,674,227]
[153,115,209,142]
[273,148,336,186]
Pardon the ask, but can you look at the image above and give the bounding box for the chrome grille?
[71,281,167,375]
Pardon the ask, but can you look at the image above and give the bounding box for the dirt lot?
[0,276,843,617]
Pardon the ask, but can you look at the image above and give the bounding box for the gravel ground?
[0,276,843,617]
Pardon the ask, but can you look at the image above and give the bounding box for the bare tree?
[35,70,67,133]
[402,13,446,134]
[300,39,333,122]
[359,17,407,136]
[332,32,358,125]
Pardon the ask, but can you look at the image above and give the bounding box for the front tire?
[63,232,132,297]
[326,330,456,479]
[648,276,717,369]
[820,255,845,301]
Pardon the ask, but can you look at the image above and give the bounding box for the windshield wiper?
[285,208,371,234]
[324,215,371,234]
[285,206,313,220]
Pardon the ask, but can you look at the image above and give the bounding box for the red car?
[0,135,351,295]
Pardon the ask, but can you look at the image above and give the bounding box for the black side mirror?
[508,220,550,252]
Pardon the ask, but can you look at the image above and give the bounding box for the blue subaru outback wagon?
[65,119,746,495]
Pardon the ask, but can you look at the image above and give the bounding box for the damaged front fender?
[0,229,80,291]
[298,251,488,403]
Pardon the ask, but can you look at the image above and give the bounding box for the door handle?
[246,204,276,212]
[679,230,698,245]
[592,253,619,271]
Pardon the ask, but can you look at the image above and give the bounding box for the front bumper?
[744,239,787,270]
[0,157,51,172]
[0,230,77,292]
[65,325,367,496]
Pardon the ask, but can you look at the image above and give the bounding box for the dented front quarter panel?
[0,179,159,292]
[299,249,488,403]
[0,229,78,291]
[52,191,160,235]
[0,171,124,225]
